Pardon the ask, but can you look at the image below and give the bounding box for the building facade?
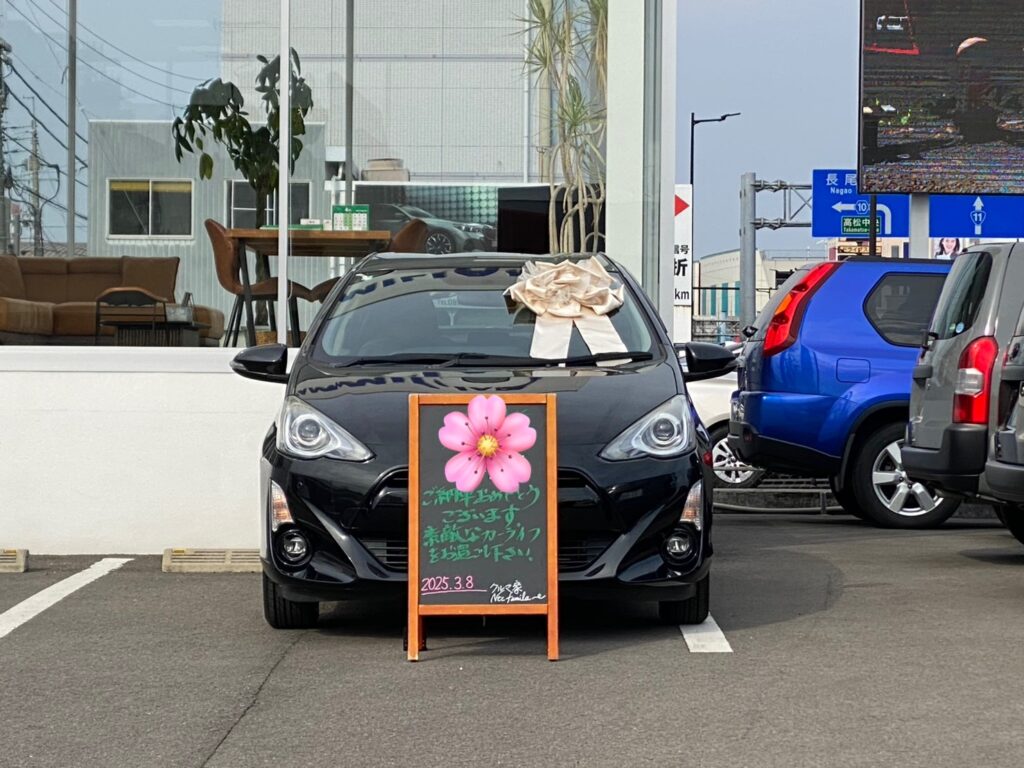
[221,0,541,183]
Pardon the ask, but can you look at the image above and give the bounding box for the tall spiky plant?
[523,0,608,254]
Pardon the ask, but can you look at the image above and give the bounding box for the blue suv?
[729,257,956,528]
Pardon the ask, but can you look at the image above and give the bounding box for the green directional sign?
[841,215,883,236]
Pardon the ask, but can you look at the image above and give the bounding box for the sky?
[0,0,220,240]
[676,0,862,258]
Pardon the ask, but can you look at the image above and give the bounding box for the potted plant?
[172,49,313,325]
[523,0,607,254]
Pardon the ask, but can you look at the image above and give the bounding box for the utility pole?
[29,119,42,256]
[66,0,77,257]
[0,37,11,254]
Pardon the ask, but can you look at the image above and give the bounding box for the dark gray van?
[903,243,1024,499]
[985,304,1024,542]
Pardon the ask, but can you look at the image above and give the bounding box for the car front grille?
[360,535,612,573]
[360,467,612,572]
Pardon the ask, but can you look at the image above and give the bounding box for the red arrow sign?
[674,195,690,216]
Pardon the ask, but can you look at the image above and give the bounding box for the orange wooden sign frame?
[407,393,559,661]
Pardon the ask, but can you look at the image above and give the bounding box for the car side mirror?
[231,343,289,383]
[675,342,737,382]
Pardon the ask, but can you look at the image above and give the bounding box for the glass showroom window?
[225,181,312,229]
[108,180,193,238]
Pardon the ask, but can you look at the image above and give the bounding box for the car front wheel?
[658,574,710,625]
[263,573,319,629]
[709,424,765,489]
[851,423,960,529]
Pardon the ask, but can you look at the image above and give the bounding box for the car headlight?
[456,223,484,234]
[276,396,373,461]
[600,395,696,460]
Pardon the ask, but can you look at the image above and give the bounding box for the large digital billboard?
[860,1,1024,194]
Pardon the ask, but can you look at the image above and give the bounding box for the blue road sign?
[929,195,1024,238]
[812,169,910,238]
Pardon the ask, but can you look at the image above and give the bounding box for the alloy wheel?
[425,232,454,254]
[711,435,759,486]
[870,439,942,517]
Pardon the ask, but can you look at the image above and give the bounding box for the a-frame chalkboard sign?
[407,393,559,661]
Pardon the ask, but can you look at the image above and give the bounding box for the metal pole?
[0,38,9,254]
[66,0,76,257]
[868,193,878,258]
[739,172,757,328]
[909,193,930,259]
[277,0,290,345]
[30,120,42,257]
[522,0,530,183]
[344,0,354,206]
[689,112,695,185]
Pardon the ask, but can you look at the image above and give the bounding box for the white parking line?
[679,614,733,653]
[0,558,132,641]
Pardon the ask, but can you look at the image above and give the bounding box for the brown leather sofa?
[0,255,225,345]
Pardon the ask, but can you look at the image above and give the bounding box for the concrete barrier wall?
[0,349,282,554]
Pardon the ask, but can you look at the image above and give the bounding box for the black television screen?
[860,0,1024,194]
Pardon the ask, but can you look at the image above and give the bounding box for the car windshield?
[929,251,992,340]
[311,263,658,366]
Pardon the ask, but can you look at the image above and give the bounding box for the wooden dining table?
[226,228,392,346]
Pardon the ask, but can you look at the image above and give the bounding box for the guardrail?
[714,476,843,515]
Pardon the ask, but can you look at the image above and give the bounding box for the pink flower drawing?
[438,395,537,494]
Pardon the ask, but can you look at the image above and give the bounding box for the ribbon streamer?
[506,258,628,359]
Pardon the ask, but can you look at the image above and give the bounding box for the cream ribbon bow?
[505,258,628,359]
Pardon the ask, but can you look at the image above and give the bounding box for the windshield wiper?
[337,352,527,368]
[338,353,458,367]
[539,351,654,366]
[335,351,654,368]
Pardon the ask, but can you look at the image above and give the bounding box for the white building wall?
[221,0,532,182]
[0,350,280,554]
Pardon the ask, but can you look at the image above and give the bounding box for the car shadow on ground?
[315,597,680,660]
[958,546,1024,565]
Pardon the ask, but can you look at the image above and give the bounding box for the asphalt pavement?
[1,514,1023,768]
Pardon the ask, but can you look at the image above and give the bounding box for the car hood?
[288,359,681,460]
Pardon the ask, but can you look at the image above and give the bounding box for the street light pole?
[689,111,740,186]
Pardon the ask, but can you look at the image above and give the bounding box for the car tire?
[658,573,710,625]
[709,424,765,489]
[263,573,319,629]
[424,231,455,255]
[828,475,867,520]
[996,504,1024,546]
[851,422,960,529]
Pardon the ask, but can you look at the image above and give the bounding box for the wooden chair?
[206,219,314,347]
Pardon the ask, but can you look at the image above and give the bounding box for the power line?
[8,179,87,221]
[5,88,89,168]
[43,0,201,86]
[6,2,185,110]
[19,0,195,96]
[2,131,88,188]
[5,55,66,102]
[5,64,89,144]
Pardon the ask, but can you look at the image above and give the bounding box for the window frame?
[224,179,313,229]
[106,177,195,240]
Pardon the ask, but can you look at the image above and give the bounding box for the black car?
[231,252,734,630]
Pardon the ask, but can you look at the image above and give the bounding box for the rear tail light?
[953,336,998,425]
[763,262,839,357]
